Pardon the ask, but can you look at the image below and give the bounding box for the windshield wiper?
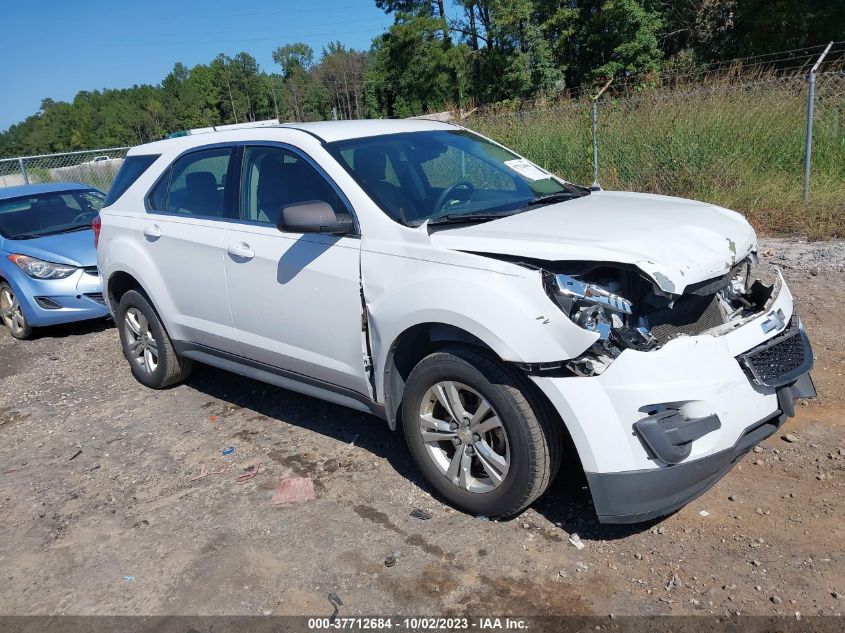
[422,188,589,226]
[425,212,516,226]
[12,226,91,240]
[521,191,586,209]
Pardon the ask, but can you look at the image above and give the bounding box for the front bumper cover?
[587,372,815,524]
[7,267,108,327]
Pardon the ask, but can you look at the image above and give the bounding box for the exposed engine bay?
[528,255,779,376]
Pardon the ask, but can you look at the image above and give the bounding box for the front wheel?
[0,282,31,340]
[402,346,561,518]
[116,289,192,389]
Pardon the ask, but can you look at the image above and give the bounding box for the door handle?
[142,224,162,239]
[227,243,255,260]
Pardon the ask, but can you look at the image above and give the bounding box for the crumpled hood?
[428,191,757,294]
[1,229,97,267]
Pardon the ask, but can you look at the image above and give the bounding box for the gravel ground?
[0,239,843,617]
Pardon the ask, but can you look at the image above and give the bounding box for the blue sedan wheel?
[0,282,32,340]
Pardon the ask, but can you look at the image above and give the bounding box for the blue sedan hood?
[1,229,97,267]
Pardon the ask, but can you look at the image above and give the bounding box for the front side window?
[153,147,233,217]
[0,189,105,240]
[327,130,585,226]
[240,146,342,225]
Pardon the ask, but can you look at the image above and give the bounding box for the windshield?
[0,189,105,240]
[326,130,585,226]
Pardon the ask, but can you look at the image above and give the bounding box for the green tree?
[568,0,664,85]
[490,0,563,98]
[657,0,845,63]
[314,42,368,119]
[366,14,467,117]
[376,0,450,42]
[272,43,328,120]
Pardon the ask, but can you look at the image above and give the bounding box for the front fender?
[362,249,598,402]
[0,259,34,321]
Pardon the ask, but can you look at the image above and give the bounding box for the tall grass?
[468,71,845,238]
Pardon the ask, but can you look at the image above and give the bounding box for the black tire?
[0,282,32,340]
[402,346,562,518]
[116,289,192,389]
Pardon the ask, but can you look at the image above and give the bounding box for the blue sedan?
[0,183,109,339]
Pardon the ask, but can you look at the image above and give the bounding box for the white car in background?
[95,119,814,523]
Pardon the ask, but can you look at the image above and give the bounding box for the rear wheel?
[402,346,561,518]
[116,289,192,388]
[0,283,31,340]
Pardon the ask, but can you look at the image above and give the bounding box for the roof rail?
[168,119,280,138]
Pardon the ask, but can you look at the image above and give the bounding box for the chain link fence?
[467,51,845,238]
[0,147,130,193]
[810,70,845,191]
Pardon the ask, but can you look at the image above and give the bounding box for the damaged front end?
[540,254,780,377]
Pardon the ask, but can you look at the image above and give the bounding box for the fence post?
[590,78,613,190]
[591,100,599,188]
[18,157,29,185]
[804,42,833,202]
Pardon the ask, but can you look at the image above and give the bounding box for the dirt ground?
[0,238,843,617]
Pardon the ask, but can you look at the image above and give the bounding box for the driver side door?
[222,144,369,396]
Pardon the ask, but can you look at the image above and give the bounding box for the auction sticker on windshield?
[504,158,551,181]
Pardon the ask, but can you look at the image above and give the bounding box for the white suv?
[97,119,814,522]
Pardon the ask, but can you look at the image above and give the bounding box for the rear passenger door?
[222,144,368,396]
[141,145,239,353]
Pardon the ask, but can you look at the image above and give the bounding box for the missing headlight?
[542,271,658,376]
[537,255,775,377]
[547,272,657,349]
[552,274,633,316]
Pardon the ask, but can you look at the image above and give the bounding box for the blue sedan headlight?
[8,254,78,280]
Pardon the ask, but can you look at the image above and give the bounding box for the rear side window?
[104,154,159,206]
[150,148,232,218]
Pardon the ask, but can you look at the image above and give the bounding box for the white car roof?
[279,119,458,142]
[129,119,459,155]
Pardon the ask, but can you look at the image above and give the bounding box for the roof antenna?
[590,77,613,191]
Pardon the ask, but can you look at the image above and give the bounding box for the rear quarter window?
[104,154,160,206]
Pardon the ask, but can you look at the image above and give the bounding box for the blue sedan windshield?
[0,189,105,240]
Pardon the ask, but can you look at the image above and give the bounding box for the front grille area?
[739,317,812,387]
[84,292,106,306]
[648,294,728,344]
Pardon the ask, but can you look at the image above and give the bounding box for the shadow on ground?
[30,317,113,340]
[184,364,428,491]
[183,362,655,539]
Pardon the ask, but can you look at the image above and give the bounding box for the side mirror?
[276,200,354,235]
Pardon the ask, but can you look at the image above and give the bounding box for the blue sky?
[0,0,394,132]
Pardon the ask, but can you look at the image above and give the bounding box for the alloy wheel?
[417,381,510,493]
[124,307,159,373]
[0,287,26,336]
